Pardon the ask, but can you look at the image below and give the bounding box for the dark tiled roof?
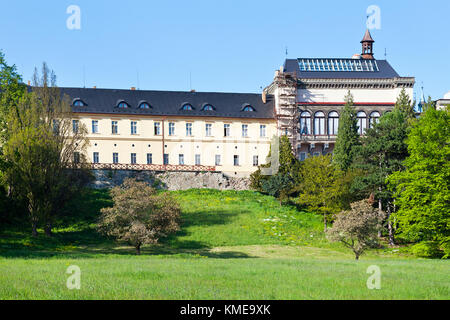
[59,87,275,119]
[284,59,400,79]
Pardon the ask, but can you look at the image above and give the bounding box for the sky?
[0,0,449,100]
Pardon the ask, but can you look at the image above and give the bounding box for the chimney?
[27,80,31,86]
[93,86,97,89]
[262,90,267,104]
[131,87,136,91]
[190,89,196,93]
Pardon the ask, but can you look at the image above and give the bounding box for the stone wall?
[90,170,251,191]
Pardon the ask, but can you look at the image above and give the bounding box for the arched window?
[357,111,367,135]
[202,104,214,111]
[73,99,85,107]
[242,105,255,112]
[139,102,151,109]
[117,102,129,109]
[181,104,193,111]
[369,111,381,128]
[300,111,311,135]
[328,111,339,135]
[314,111,325,135]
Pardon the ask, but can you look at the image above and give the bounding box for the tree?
[250,135,300,195]
[261,173,292,204]
[295,154,353,232]
[328,199,386,260]
[333,91,360,171]
[98,178,181,255]
[351,108,409,245]
[395,88,416,120]
[2,63,90,236]
[387,103,449,256]
[0,50,26,144]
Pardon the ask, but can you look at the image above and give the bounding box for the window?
[233,155,239,166]
[113,153,119,164]
[117,102,128,109]
[357,111,367,135]
[131,153,137,164]
[253,155,259,167]
[224,124,230,137]
[147,153,152,165]
[181,104,193,111]
[300,112,311,135]
[72,120,79,134]
[186,123,193,136]
[73,100,85,107]
[154,122,161,135]
[314,111,325,135]
[73,152,80,164]
[243,105,255,112]
[131,121,137,135]
[202,104,214,111]
[328,111,339,135]
[93,152,99,164]
[260,125,266,137]
[313,152,321,157]
[242,124,248,137]
[163,154,169,165]
[92,120,99,134]
[205,124,212,137]
[179,154,184,165]
[195,154,201,165]
[215,155,221,166]
[139,102,150,109]
[369,111,381,128]
[111,121,118,134]
[299,152,307,161]
[169,122,175,136]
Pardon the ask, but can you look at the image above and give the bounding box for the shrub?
[410,241,443,259]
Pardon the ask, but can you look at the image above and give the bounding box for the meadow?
[0,189,448,300]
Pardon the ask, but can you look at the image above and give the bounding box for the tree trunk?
[378,198,382,238]
[387,205,395,246]
[354,251,360,261]
[44,223,53,237]
[135,245,141,255]
[31,221,38,237]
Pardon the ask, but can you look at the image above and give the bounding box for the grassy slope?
[0,189,448,299]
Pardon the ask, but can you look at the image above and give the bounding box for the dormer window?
[202,104,215,111]
[139,102,151,109]
[181,104,194,111]
[117,101,129,109]
[73,99,86,107]
[242,105,255,112]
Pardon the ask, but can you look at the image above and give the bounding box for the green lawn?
[0,189,448,300]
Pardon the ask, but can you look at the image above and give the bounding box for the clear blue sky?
[1,0,449,100]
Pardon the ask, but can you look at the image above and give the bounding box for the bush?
[410,241,443,259]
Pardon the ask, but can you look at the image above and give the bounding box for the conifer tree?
[395,88,416,119]
[333,91,360,171]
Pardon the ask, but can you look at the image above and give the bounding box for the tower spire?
[361,29,375,59]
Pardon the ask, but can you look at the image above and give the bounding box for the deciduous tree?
[327,199,386,260]
[387,102,449,256]
[98,178,181,255]
[2,63,90,236]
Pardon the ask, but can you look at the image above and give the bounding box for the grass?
[0,189,448,300]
